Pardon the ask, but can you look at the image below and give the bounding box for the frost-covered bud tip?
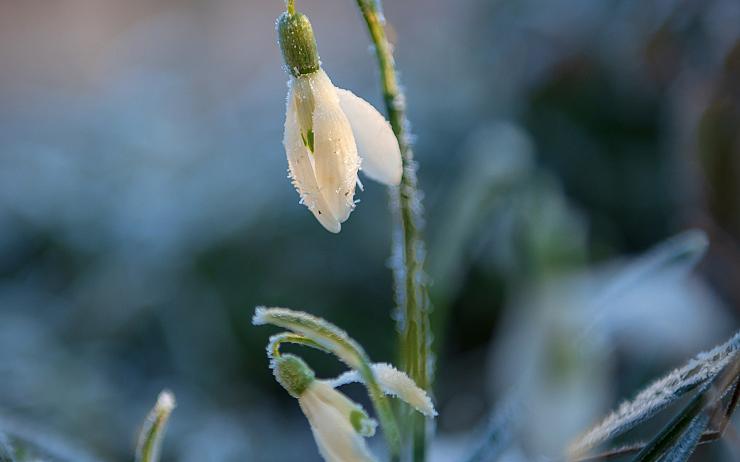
[277,11,320,77]
[272,354,315,398]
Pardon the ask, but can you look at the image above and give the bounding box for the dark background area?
[0,0,738,460]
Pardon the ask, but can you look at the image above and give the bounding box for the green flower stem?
[267,332,328,359]
[286,0,295,15]
[253,307,402,461]
[353,1,432,460]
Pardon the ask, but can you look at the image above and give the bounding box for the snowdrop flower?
[256,307,437,461]
[277,8,403,233]
[272,354,379,462]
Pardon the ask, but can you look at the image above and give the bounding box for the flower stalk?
[353,1,433,460]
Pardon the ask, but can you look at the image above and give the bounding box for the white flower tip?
[252,306,268,325]
[323,220,341,233]
[155,390,176,413]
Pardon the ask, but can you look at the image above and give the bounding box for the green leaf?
[569,331,740,456]
[658,413,710,462]
[632,355,739,462]
[135,391,176,462]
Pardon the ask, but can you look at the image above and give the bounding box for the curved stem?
[353,2,432,460]
[268,332,328,359]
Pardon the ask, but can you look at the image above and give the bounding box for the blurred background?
[0,0,739,460]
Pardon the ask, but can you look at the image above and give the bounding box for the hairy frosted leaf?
[632,356,740,462]
[253,307,366,370]
[329,363,436,417]
[135,390,176,462]
[570,331,740,454]
[267,332,329,359]
[659,412,710,462]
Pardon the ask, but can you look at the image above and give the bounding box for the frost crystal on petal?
[330,363,436,417]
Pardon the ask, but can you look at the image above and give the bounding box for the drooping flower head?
[272,354,379,462]
[277,6,402,233]
[254,307,437,462]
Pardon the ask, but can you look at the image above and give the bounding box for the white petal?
[329,363,437,417]
[284,83,341,233]
[336,88,402,186]
[299,382,378,462]
[309,70,359,223]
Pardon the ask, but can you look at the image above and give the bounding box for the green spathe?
[277,11,320,77]
[272,354,315,398]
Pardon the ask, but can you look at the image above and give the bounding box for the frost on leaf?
[253,307,366,370]
[136,390,176,462]
[569,331,740,455]
[660,412,710,462]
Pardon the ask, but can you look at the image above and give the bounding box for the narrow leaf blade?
[570,331,740,456]
[135,390,176,462]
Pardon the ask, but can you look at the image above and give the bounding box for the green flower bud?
[272,354,315,398]
[277,11,320,77]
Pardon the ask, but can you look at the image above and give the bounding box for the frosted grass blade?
[135,390,176,462]
[570,331,740,455]
[633,355,739,462]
